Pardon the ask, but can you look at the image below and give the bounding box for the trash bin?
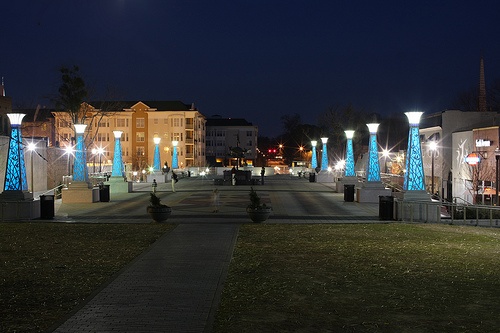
[40,195,55,219]
[309,173,316,182]
[344,184,355,202]
[100,184,110,202]
[379,196,394,220]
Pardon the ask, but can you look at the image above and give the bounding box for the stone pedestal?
[106,176,133,193]
[336,176,358,193]
[396,190,439,222]
[0,190,40,221]
[357,181,392,203]
[146,174,168,183]
[316,171,334,183]
[62,182,98,203]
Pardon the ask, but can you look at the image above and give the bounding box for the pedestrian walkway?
[50,175,383,332]
[51,224,239,333]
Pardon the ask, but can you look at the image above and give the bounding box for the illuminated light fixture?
[72,124,88,182]
[3,113,28,191]
[320,137,328,171]
[311,140,318,169]
[344,130,355,177]
[28,142,36,192]
[465,153,480,165]
[365,124,381,182]
[153,137,161,171]
[111,130,124,177]
[403,112,425,191]
[172,140,179,169]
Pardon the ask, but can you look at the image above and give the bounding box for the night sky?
[2,1,500,137]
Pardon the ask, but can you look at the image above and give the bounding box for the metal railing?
[36,184,65,200]
[395,198,500,227]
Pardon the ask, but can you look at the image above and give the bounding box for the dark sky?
[2,1,500,137]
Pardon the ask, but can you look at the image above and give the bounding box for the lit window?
[136,118,145,128]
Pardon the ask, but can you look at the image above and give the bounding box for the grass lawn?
[0,222,174,333]
[213,224,500,333]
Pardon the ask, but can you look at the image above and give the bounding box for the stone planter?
[147,206,172,223]
[246,207,272,222]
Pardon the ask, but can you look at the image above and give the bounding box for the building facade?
[52,101,206,174]
[205,116,258,167]
[420,110,500,203]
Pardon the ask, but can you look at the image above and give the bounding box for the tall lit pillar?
[153,137,161,171]
[111,130,124,177]
[320,137,328,171]
[1,113,38,218]
[3,113,28,191]
[366,124,381,182]
[72,124,88,182]
[172,140,179,169]
[403,112,425,191]
[357,123,390,203]
[344,130,355,177]
[311,140,318,169]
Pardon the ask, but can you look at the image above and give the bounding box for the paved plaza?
[50,175,382,332]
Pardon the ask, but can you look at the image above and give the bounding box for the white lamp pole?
[27,142,36,192]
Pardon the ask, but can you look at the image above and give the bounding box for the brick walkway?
[52,224,239,333]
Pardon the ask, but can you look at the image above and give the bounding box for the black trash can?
[100,184,110,202]
[309,173,316,182]
[40,195,55,219]
[379,196,394,220]
[344,184,355,202]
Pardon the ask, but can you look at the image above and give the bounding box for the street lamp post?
[172,141,179,169]
[429,140,437,196]
[97,147,104,173]
[382,149,390,174]
[344,131,355,178]
[65,146,74,176]
[311,140,317,169]
[111,130,124,177]
[320,137,328,171]
[73,124,88,182]
[403,112,425,191]
[27,142,36,192]
[91,148,97,174]
[366,123,381,182]
[153,137,161,171]
[495,147,500,205]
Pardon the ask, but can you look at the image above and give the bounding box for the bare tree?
[318,103,368,161]
[51,66,123,149]
[463,156,496,204]
[452,78,500,112]
[54,66,88,125]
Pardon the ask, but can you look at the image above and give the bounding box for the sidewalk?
[51,224,239,333]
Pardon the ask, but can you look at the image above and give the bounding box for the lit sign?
[476,139,491,147]
[465,153,481,165]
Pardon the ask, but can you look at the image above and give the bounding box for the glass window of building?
[136,118,145,128]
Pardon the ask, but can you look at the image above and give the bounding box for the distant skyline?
[2,1,500,137]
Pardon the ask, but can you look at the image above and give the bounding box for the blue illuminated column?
[311,140,318,169]
[172,140,179,169]
[3,113,28,191]
[320,137,328,171]
[111,130,124,177]
[72,124,88,182]
[344,130,355,177]
[153,137,161,171]
[404,112,425,191]
[366,123,381,182]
